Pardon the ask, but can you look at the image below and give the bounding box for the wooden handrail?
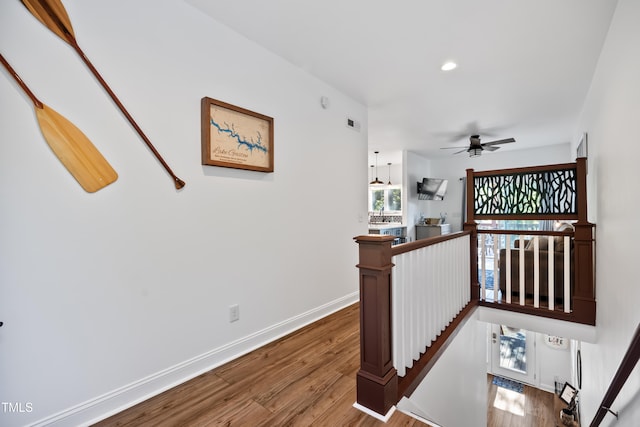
[353,232,474,416]
[476,229,574,237]
[589,323,640,426]
[392,230,470,256]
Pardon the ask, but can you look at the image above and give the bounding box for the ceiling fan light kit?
[440,134,516,157]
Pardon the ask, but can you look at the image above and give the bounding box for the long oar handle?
[70,42,185,189]
[21,0,184,189]
[0,53,44,109]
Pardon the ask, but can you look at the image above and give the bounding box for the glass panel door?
[499,326,527,372]
[491,324,536,385]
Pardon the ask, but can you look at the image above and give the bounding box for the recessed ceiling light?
[441,61,457,71]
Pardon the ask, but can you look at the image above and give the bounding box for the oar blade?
[21,0,75,43]
[35,104,117,192]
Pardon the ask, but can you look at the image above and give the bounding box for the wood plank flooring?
[487,374,556,427]
[93,304,421,426]
[94,303,555,426]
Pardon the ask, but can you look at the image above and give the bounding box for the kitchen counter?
[368,222,404,231]
[368,223,407,245]
[416,223,451,240]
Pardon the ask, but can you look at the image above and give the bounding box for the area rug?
[492,376,524,393]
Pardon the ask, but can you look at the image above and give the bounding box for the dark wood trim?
[474,214,579,221]
[472,162,577,177]
[391,231,470,256]
[354,235,397,416]
[477,229,574,237]
[590,323,640,427]
[397,302,478,398]
[466,168,475,222]
[465,221,480,301]
[576,157,588,224]
[478,300,583,324]
[572,222,596,325]
[465,168,480,302]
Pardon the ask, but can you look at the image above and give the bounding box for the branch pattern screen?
[473,168,577,216]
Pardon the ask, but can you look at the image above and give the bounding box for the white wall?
[574,0,640,425]
[404,151,432,240]
[535,332,572,393]
[0,1,368,425]
[397,311,487,427]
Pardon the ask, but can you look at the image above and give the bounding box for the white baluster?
[534,236,540,308]
[506,242,511,303]
[391,235,472,377]
[548,236,555,311]
[480,234,486,301]
[564,236,571,313]
[519,235,525,305]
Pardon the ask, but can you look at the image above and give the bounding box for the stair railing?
[589,322,640,426]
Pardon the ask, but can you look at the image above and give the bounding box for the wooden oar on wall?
[20,0,186,190]
[0,53,117,193]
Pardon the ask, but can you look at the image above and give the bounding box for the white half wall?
[0,1,367,425]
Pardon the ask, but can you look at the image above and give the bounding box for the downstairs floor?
[487,374,557,427]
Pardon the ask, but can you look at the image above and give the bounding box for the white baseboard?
[29,292,359,427]
[353,402,396,422]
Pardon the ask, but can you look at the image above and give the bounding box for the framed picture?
[201,97,274,172]
[560,382,578,405]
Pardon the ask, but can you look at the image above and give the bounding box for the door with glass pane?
[491,324,536,385]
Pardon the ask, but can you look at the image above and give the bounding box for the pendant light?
[369,151,383,185]
[387,163,392,185]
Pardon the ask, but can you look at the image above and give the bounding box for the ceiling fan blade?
[435,121,504,142]
[483,145,500,152]
[482,138,515,146]
[440,146,468,150]
[453,148,468,155]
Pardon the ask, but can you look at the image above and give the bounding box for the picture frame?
[201,97,274,172]
[560,382,578,405]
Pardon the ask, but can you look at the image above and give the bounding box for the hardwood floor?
[94,304,555,426]
[487,374,556,427]
[94,304,421,426]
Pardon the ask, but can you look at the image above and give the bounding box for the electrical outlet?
[229,304,240,323]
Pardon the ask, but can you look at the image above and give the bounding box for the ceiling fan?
[440,134,516,157]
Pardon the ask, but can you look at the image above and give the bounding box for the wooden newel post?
[573,157,596,325]
[354,234,398,416]
[464,168,479,301]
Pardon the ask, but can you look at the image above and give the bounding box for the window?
[369,186,402,213]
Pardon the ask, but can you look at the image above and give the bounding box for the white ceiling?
[186,0,617,166]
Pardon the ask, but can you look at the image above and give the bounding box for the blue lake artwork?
[210,119,268,154]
